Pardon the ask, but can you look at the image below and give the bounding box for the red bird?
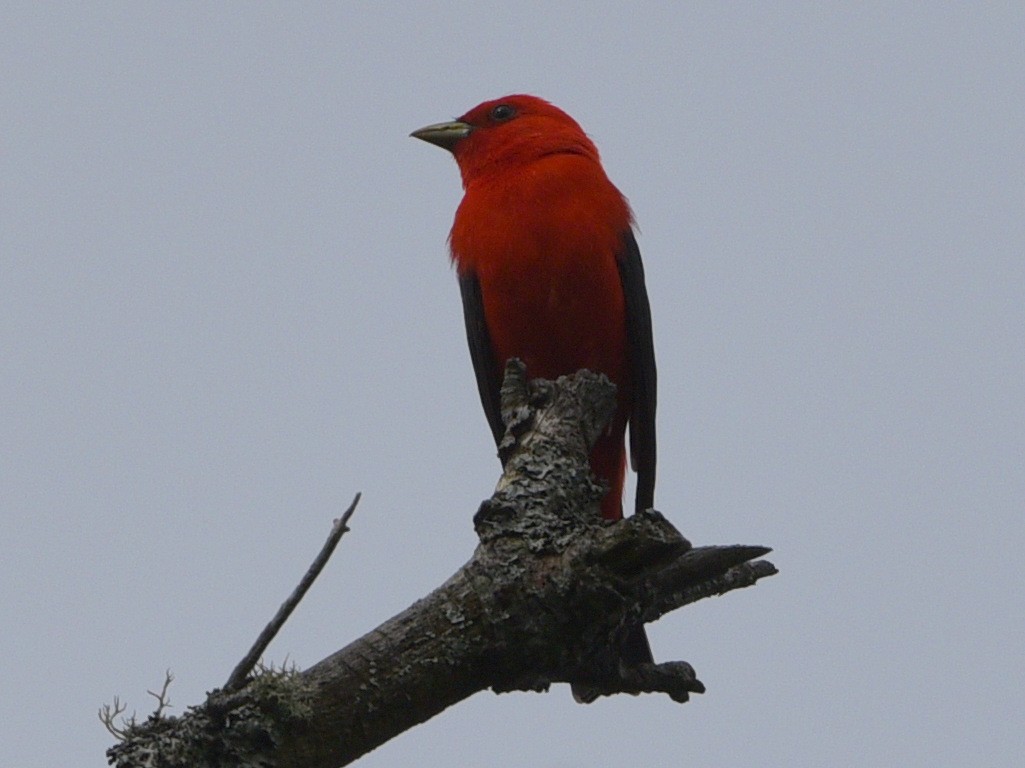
[412,95,658,686]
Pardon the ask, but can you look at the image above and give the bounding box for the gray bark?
[106,361,776,768]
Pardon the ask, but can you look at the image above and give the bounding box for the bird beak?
[410,120,472,152]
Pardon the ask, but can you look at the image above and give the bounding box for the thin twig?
[223,492,362,692]
[146,670,174,717]
[98,696,132,740]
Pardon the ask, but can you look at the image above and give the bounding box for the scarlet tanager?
[412,95,658,687]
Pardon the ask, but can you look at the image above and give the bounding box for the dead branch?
[106,361,776,768]
[223,494,361,693]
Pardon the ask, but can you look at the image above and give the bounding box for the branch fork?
[106,360,776,768]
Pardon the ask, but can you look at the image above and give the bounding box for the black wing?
[458,271,504,447]
[618,229,657,513]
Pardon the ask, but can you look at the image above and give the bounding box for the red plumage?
[413,94,656,522]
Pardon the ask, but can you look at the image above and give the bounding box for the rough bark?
[106,361,776,768]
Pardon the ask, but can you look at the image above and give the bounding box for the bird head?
[411,94,601,187]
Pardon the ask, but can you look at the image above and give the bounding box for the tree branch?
[106,361,776,768]
[223,493,361,693]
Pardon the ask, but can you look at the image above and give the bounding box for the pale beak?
[410,120,472,152]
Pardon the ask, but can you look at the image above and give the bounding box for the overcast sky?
[2,3,1023,766]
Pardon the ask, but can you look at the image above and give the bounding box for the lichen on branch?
[106,362,776,768]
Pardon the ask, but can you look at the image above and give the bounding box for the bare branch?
[100,670,175,742]
[146,670,175,718]
[98,696,132,741]
[223,493,362,693]
[107,364,776,768]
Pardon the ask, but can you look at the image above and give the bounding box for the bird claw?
[571,660,705,704]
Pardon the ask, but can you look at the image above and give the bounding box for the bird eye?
[489,104,516,122]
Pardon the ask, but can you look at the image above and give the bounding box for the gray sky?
[2,3,1023,766]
